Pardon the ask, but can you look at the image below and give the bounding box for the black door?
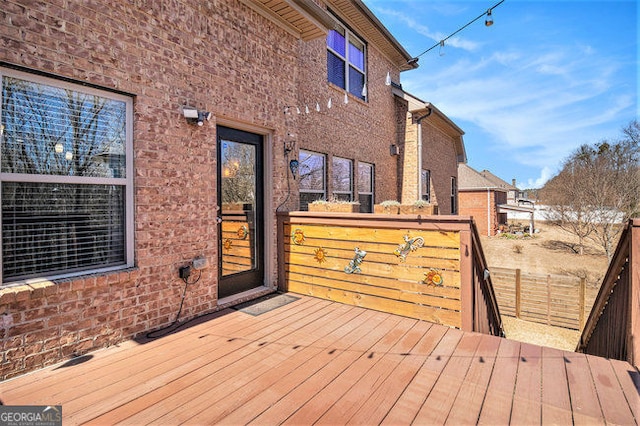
[217,126,264,298]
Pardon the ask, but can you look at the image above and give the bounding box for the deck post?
[547,274,551,325]
[515,269,521,319]
[629,219,639,367]
[277,213,287,292]
[579,277,586,330]
[460,227,474,332]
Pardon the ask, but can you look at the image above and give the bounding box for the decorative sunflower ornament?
[313,247,328,264]
[423,268,444,286]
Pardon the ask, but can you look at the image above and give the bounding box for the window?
[332,157,353,202]
[0,68,134,283]
[358,162,374,213]
[422,169,431,202]
[451,176,458,214]
[327,22,366,100]
[299,150,326,210]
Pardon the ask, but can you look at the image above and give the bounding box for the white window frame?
[0,67,134,284]
[327,18,367,100]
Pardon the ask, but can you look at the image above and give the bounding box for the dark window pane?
[2,181,125,281]
[358,194,373,213]
[328,52,346,89]
[349,68,365,99]
[300,192,324,211]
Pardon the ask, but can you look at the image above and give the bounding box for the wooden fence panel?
[491,267,594,330]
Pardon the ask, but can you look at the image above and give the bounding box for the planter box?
[399,204,438,215]
[374,204,401,215]
[308,203,360,213]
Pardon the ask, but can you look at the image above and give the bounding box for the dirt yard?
[480,221,611,351]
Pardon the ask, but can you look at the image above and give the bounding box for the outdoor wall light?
[197,111,212,126]
[182,106,211,126]
[289,159,299,179]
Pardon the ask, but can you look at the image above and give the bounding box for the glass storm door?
[217,126,264,299]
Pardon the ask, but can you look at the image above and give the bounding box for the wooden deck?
[1,294,638,425]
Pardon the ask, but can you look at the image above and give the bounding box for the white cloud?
[374,7,480,52]
[522,166,554,189]
[403,45,632,171]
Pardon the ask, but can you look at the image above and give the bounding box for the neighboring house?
[458,164,535,236]
[0,0,463,378]
[458,164,509,236]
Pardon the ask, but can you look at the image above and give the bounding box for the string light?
[408,0,505,63]
[485,9,494,26]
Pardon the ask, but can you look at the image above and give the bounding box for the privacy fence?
[490,267,599,330]
[277,212,503,336]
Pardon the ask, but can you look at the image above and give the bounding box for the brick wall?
[294,38,401,205]
[458,190,508,236]
[0,0,406,379]
[421,120,460,215]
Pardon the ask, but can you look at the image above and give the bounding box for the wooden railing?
[577,219,639,367]
[469,222,504,336]
[277,212,504,336]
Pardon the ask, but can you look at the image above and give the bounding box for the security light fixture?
[182,106,212,126]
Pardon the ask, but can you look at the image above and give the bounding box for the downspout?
[415,108,432,201]
[487,188,491,237]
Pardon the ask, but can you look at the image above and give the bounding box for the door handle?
[215,217,223,224]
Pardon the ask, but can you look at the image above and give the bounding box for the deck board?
[510,342,542,424]
[0,294,636,425]
[540,346,573,425]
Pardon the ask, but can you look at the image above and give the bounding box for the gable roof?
[479,169,518,191]
[458,163,508,192]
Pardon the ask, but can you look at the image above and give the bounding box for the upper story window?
[327,21,366,101]
[0,67,134,284]
[358,162,374,213]
[332,157,353,201]
[299,150,326,211]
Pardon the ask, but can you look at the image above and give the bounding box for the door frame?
[215,119,275,300]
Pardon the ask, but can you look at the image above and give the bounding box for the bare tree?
[542,120,640,259]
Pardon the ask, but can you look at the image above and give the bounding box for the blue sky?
[363,0,638,188]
